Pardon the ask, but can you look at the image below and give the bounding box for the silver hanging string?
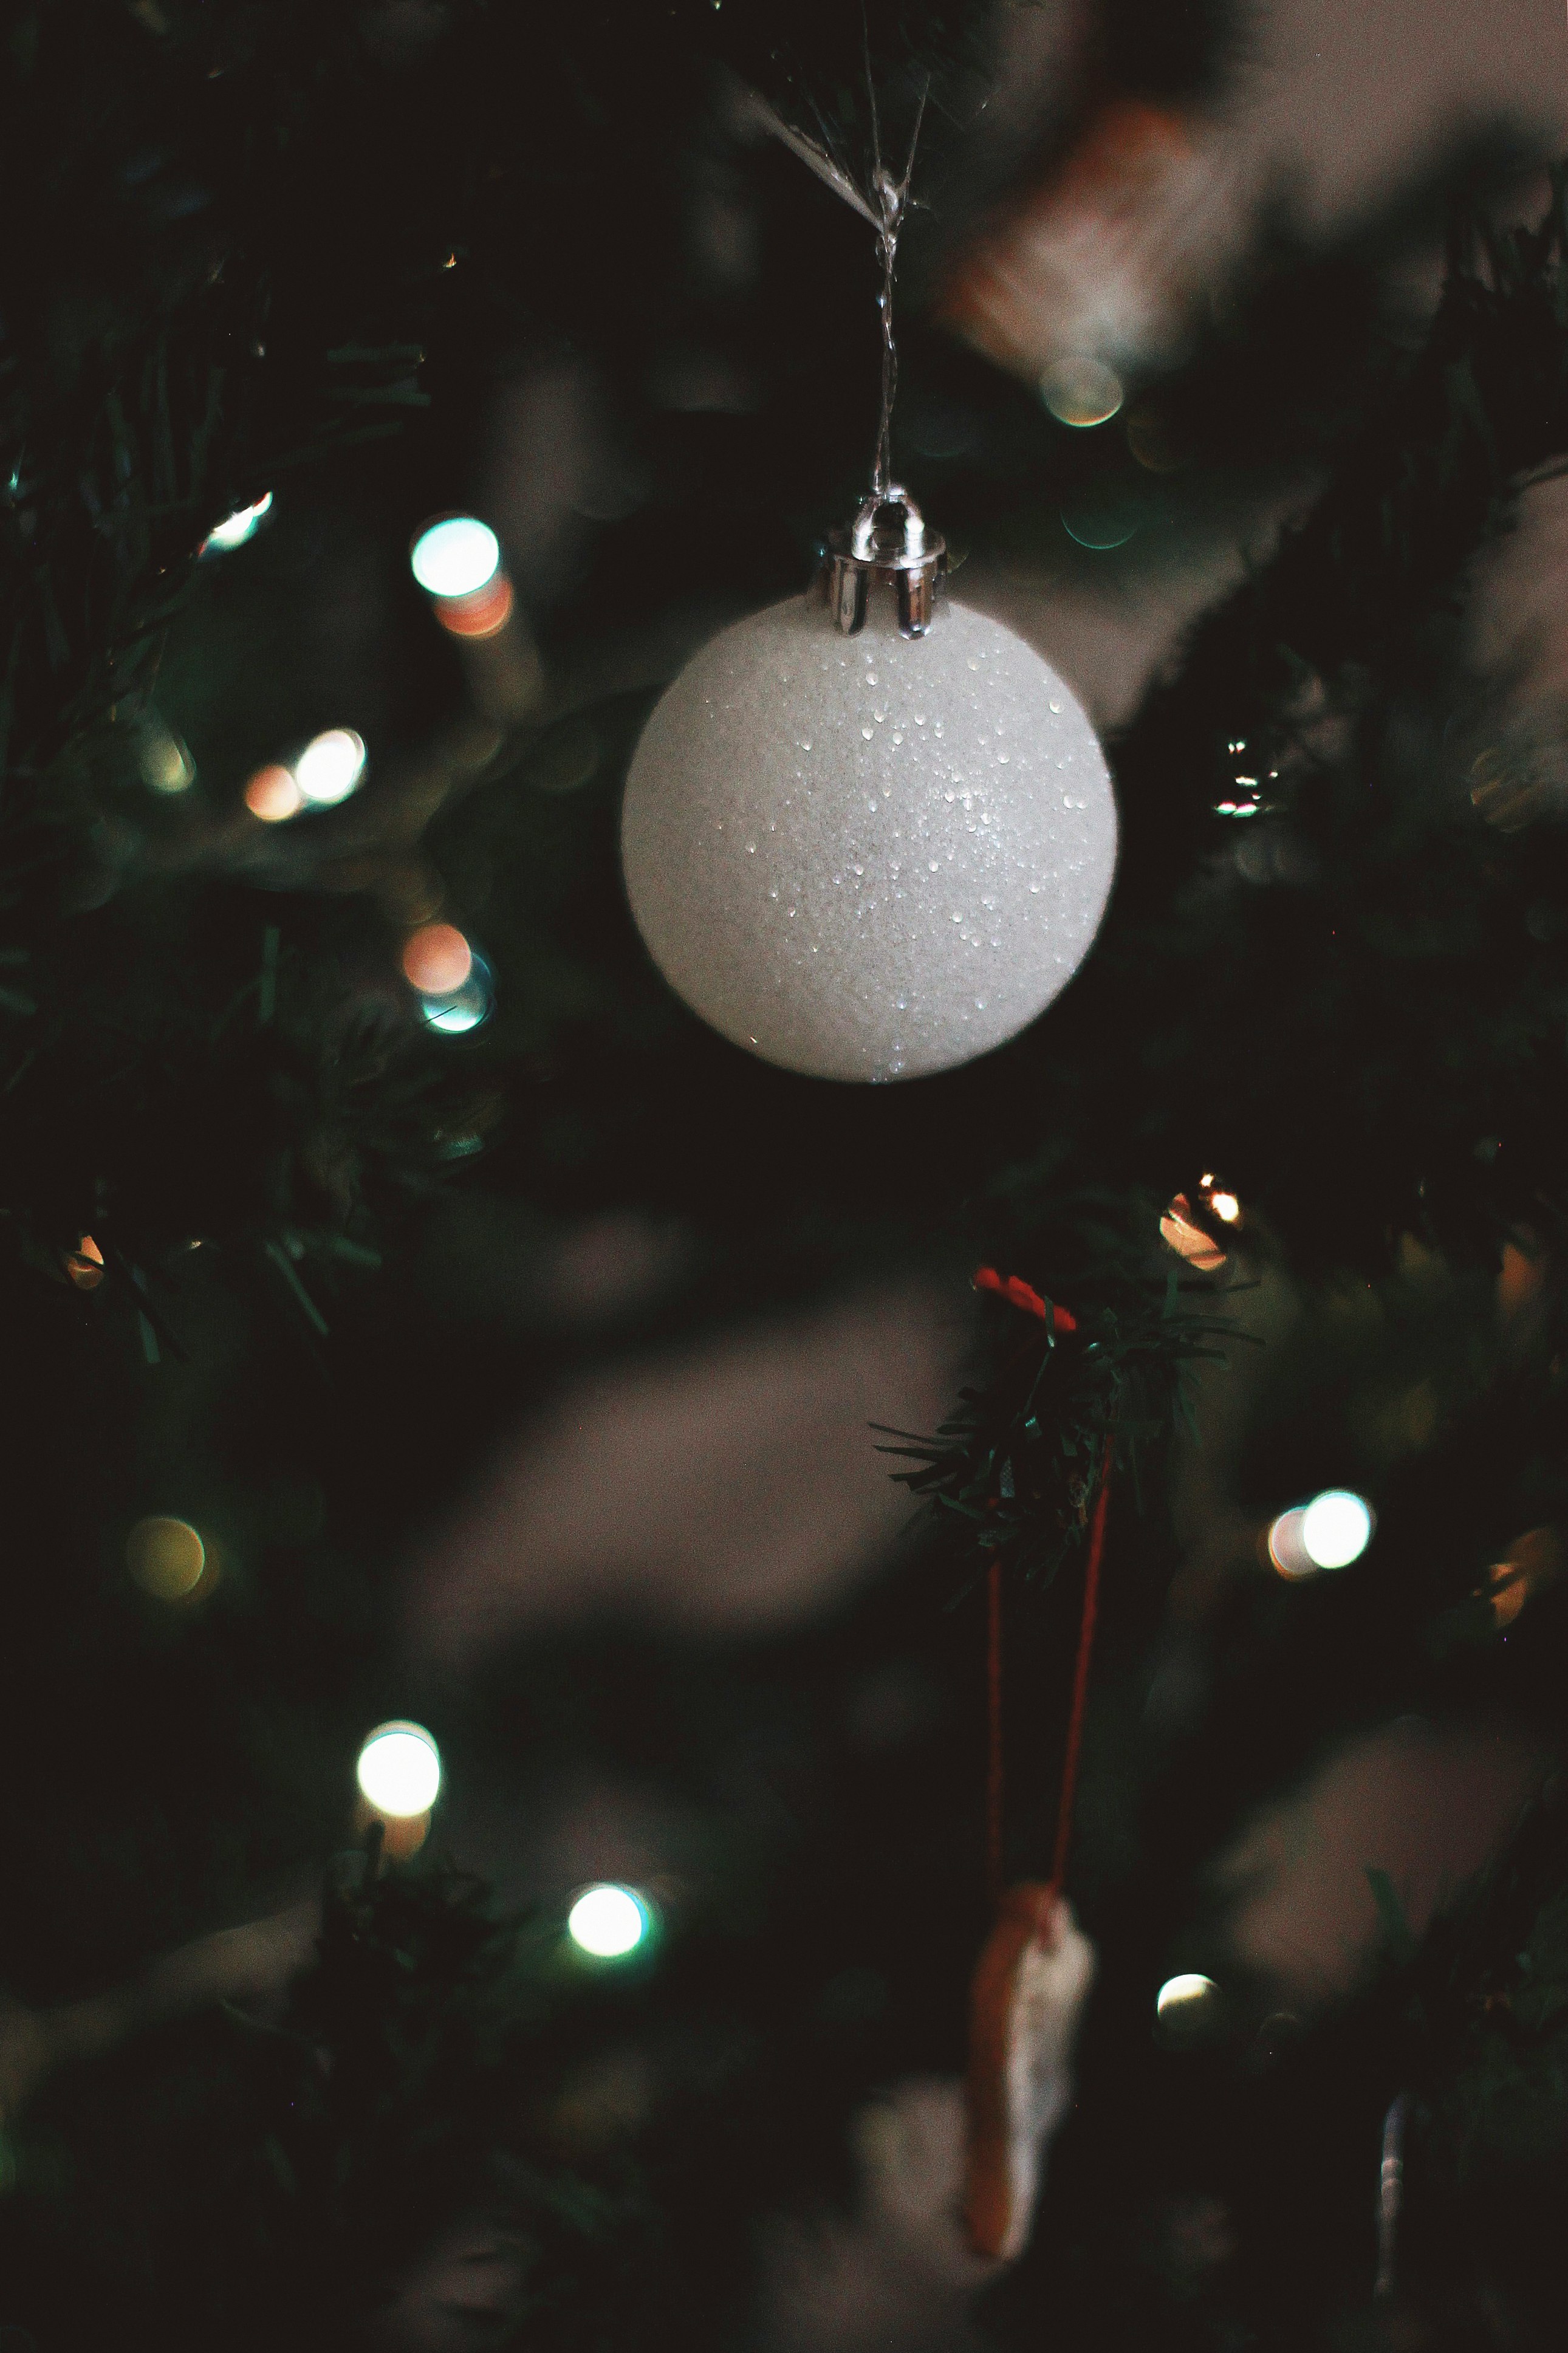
[734,72,926,501]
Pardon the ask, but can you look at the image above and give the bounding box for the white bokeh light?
[1155,1972,1217,2018]
[1300,1488,1374,1570]
[410,515,501,599]
[357,1721,441,1817]
[202,492,273,553]
[419,949,494,1035]
[567,1883,649,1958]
[295,727,366,807]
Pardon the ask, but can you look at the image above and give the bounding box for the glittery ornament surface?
[620,595,1117,1081]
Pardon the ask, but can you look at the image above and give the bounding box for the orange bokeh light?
[1160,1194,1226,1272]
[435,574,515,640]
[64,1235,105,1291]
[401,922,473,996]
[244,763,304,823]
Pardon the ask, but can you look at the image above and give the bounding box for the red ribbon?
[973,1264,1078,1333]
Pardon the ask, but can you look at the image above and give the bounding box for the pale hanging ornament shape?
[963,1884,1097,2261]
[620,86,1115,1082]
[621,577,1115,1081]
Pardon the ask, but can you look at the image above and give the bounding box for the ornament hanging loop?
[822,487,947,638]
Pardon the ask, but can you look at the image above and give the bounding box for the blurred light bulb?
[411,515,500,599]
[1160,1193,1225,1272]
[1300,1489,1373,1569]
[1041,355,1124,428]
[435,573,515,640]
[567,1884,649,1959]
[141,725,196,795]
[64,1234,105,1291]
[1155,1971,1221,2044]
[1156,1972,1217,2018]
[1208,1190,1240,1224]
[401,922,472,995]
[126,1515,208,1601]
[1268,1488,1374,1578]
[202,492,273,553]
[356,1721,441,1817]
[419,947,494,1035]
[244,763,304,823]
[295,728,366,807]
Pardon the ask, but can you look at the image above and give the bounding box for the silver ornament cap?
[821,486,947,639]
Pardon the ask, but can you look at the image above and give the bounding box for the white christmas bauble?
[620,594,1117,1081]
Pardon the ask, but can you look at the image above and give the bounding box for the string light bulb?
[356,1721,441,1817]
[418,946,494,1034]
[411,514,514,638]
[202,492,273,554]
[1155,1972,1221,2043]
[401,922,473,996]
[295,728,366,807]
[63,1235,105,1290]
[1267,1488,1375,1578]
[567,1884,651,1959]
[126,1515,209,1601]
[1160,1193,1225,1272]
[1041,355,1124,428]
[244,764,303,823]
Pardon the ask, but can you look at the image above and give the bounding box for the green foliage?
[882,1219,1236,1584]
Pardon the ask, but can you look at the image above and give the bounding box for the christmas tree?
[3,2,1567,2347]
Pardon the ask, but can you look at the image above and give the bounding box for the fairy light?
[1154,1973,1221,2043]
[411,515,514,639]
[202,492,273,554]
[244,764,303,823]
[1268,1489,1375,1578]
[567,1884,651,1959]
[1300,1490,1374,1569]
[1041,355,1124,428]
[1156,1972,1217,2018]
[140,725,196,795]
[411,516,499,598]
[418,946,494,1035]
[294,728,366,807]
[126,1515,208,1601]
[1160,1193,1226,1272]
[356,1722,441,1817]
[401,923,472,996]
[64,1235,105,1290]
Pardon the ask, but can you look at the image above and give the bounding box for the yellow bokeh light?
[126,1515,208,1601]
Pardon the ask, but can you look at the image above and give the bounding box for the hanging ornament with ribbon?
[621,86,1118,1083]
[960,1271,1107,2261]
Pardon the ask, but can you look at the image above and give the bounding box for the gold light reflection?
[126,1515,209,1602]
[400,922,473,996]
